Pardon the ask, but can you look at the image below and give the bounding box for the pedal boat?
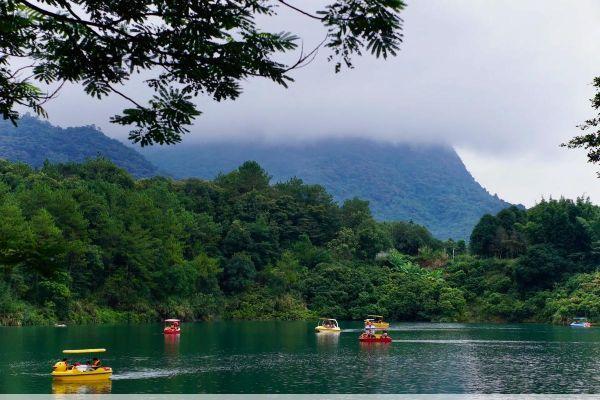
[164,318,181,334]
[315,318,341,333]
[359,333,392,343]
[364,315,390,330]
[570,317,592,328]
[52,349,112,381]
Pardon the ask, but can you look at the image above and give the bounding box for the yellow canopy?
[63,348,106,354]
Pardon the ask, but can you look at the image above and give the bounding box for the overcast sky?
[41,0,600,207]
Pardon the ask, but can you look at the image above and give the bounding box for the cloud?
[39,0,600,205]
[172,1,600,151]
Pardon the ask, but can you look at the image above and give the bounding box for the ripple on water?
[391,339,592,344]
[4,322,600,393]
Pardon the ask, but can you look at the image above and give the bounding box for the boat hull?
[570,322,591,328]
[359,336,392,343]
[52,368,112,382]
[315,326,341,333]
[164,328,181,334]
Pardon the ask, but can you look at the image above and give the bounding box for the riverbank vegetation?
[0,158,598,326]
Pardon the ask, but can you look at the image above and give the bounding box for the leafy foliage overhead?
[564,77,600,174]
[0,0,405,145]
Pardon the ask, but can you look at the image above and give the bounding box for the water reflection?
[5,322,600,393]
[164,333,180,356]
[51,380,112,394]
[359,342,391,354]
[316,332,340,347]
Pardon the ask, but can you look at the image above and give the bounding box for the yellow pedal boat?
[315,318,341,332]
[52,348,112,382]
[364,315,390,330]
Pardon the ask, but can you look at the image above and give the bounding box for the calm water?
[1,321,600,394]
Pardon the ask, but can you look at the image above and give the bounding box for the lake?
[1,321,600,394]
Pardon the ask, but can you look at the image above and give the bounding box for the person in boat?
[381,331,389,338]
[366,321,376,337]
[65,358,75,370]
[92,357,102,369]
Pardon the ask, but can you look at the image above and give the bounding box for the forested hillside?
[0,118,512,239]
[461,200,600,322]
[0,158,459,325]
[0,116,158,178]
[0,158,597,326]
[145,139,512,239]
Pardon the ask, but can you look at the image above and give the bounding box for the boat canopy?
[63,348,106,354]
[165,319,180,322]
[366,315,384,318]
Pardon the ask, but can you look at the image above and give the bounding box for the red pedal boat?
[359,333,392,343]
[163,319,180,335]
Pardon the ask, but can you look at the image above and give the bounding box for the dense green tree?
[341,198,372,230]
[354,220,391,260]
[470,207,528,259]
[216,161,271,195]
[261,251,302,295]
[387,221,440,255]
[456,240,467,255]
[514,244,574,292]
[327,227,357,260]
[274,178,341,245]
[522,198,592,254]
[221,252,256,294]
[469,214,501,257]
[545,272,600,323]
[28,209,66,277]
[2,157,600,326]
[0,199,32,265]
[289,234,331,269]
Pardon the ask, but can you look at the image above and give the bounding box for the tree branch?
[17,0,107,28]
[106,83,143,108]
[284,36,327,72]
[17,0,135,38]
[39,80,66,105]
[276,0,322,20]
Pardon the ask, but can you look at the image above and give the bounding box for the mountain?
[0,116,158,178]
[0,117,512,239]
[144,138,512,239]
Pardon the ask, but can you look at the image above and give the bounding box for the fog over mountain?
[25,1,600,206]
[144,138,513,240]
